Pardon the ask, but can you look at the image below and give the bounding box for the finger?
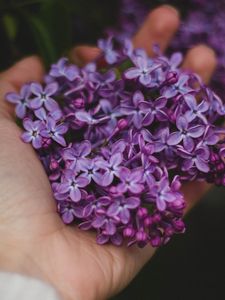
[0,56,45,119]
[133,5,180,55]
[182,45,217,84]
[70,46,101,66]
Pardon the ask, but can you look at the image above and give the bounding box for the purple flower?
[121,91,148,128]
[117,167,144,194]
[41,118,68,146]
[177,145,210,173]
[6,84,31,118]
[21,118,44,149]
[62,140,91,168]
[58,201,82,224]
[50,58,80,81]
[98,37,120,64]
[168,116,205,150]
[78,158,103,185]
[124,51,160,86]
[81,196,112,218]
[89,70,116,89]
[107,196,140,224]
[147,177,177,211]
[185,97,209,123]
[96,232,123,246]
[162,74,193,98]
[139,96,168,126]
[92,212,119,236]
[57,169,89,202]
[95,153,123,186]
[30,82,59,111]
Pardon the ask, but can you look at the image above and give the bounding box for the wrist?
[0,240,43,279]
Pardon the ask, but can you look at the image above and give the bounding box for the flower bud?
[123,227,135,238]
[166,71,178,84]
[73,98,85,109]
[117,118,128,130]
[137,207,148,219]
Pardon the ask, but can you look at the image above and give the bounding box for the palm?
[0,113,156,300]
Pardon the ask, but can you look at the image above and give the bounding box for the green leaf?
[25,13,57,66]
[40,0,73,57]
[2,14,17,40]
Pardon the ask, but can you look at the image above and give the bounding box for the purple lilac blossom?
[6,37,225,249]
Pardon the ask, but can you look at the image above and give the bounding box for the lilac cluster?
[6,39,225,247]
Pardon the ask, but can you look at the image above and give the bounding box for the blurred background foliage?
[0,0,120,69]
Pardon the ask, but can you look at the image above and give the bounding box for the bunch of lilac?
[6,38,225,247]
[110,0,225,102]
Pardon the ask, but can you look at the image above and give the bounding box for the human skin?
[0,5,217,300]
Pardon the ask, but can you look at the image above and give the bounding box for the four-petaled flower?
[162,74,193,98]
[168,116,205,150]
[57,169,89,202]
[177,145,210,173]
[30,82,59,111]
[41,118,68,146]
[146,177,177,211]
[117,167,144,194]
[98,37,120,64]
[185,96,209,123]
[6,84,31,118]
[49,58,80,81]
[96,153,123,186]
[107,196,140,224]
[21,118,44,149]
[124,51,161,86]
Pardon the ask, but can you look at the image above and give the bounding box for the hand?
[0,5,216,300]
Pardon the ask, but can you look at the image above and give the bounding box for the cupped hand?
[0,5,217,300]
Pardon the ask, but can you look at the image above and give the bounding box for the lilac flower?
[139,96,168,126]
[6,84,31,118]
[96,232,123,246]
[146,177,177,211]
[89,70,116,89]
[177,145,210,173]
[81,196,112,218]
[124,51,160,86]
[92,212,119,236]
[162,74,193,98]
[117,167,144,194]
[78,158,103,185]
[107,196,140,224]
[197,126,219,147]
[57,170,89,202]
[95,153,123,186]
[98,37,120,64]
[154,128,171,153]
[121,91,148,128]
[168,116,205,150]
[185,97,209,123]
[41,118,68,146]
[62,140,91,168]
[50,58,80,81]
[58,201,82,224]
[21,118,44,149]
[30,82,59,111]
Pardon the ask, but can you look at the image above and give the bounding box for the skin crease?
[0,5,217,300]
